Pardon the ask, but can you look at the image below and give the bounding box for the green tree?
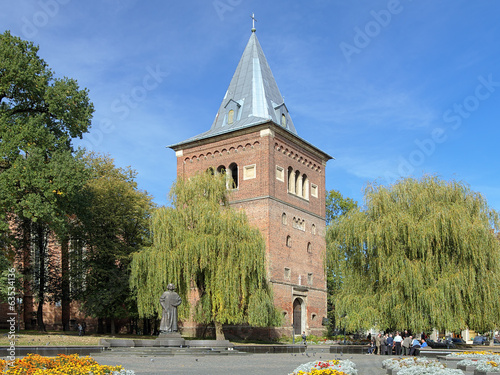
[326,176,500,333]
[0,245,14,302]
[74,153,154,334]
[325,189,358,335]
[0,31,93,330]
[326,189,358,225]
[130,172,280,340]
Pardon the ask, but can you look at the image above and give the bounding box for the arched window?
[311,224,316,235]
[217,165,226,175]
[288,167,295,193]
[307,242,312,254]
[302,175,309,199]
[228,162,238,189]
[281,113,286,127]
[228,110,235,125]
[295,170,302,197]
[282,213,287,225]
[286,235,292,248]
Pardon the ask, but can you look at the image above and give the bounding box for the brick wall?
[173,122,330,337]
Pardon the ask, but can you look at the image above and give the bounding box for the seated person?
[409,337,421,356]
[420,339,428,349]
[367,339,375,354]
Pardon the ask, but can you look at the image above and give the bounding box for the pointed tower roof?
[171,28,297,147]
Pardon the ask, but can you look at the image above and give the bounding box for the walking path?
[93,351,388,375]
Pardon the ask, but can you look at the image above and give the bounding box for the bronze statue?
[159,283,182,333]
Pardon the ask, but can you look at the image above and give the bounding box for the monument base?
[157,331,182,339]
[156,331,185,346]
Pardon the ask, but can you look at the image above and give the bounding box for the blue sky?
[3,1,500,210]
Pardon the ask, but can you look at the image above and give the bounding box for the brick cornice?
[170,121,333,163]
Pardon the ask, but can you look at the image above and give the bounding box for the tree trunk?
[214,321,225,341]
[61,237,70,331]
[110,318,116,334]
[37,302,46,332]
[36,223,46,332]
[21,218,34,329]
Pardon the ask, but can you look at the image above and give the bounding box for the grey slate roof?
[170,31,297,148]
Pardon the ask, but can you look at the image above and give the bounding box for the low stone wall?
[329,345,369,354]
[99,338,234,349]
[234,345,306,354]
[1,346,105,357]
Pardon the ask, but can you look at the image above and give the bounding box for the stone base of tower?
[178,279,327,341]
[179,324,326,341]
[271,281,328,338]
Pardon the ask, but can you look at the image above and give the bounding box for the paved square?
[93,352,387,375]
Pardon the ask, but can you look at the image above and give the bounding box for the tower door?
[293,298,302,335]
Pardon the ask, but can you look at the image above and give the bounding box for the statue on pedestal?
[159,283,182,333]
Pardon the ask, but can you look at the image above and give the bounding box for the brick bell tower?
[169,23,332,337]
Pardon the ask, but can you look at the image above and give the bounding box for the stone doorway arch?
[293,298,304,335]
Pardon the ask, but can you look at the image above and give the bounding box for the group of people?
[368,331,428,356]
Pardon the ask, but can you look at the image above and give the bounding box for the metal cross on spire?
[251,13,257,32]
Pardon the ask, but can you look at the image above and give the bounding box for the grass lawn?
[0,330,157,346]
[0,330,326,347]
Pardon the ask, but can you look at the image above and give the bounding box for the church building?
[169,24,332,337]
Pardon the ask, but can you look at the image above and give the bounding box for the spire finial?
[251,13,257,32]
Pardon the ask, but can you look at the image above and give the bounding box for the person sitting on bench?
[409,337,421,356]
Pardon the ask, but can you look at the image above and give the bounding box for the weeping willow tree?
[326,175,500,334]
[130,172,280,339]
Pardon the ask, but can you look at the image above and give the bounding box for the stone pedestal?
[156,332,186,347]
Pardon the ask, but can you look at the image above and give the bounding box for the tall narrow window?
[282,213,287,225]
[228,163,238,189]
[281,113,286,127]
[288,167,295,193]
[286,235,292,248]
[302,175,309,199]
[228,110,235,125]
[295,170,302,197]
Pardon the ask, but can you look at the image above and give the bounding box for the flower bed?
[475,360,500,373]
[381,357,465,375]
[0,353,134,374]
[447,351,500,361]
[396,368,464,375]
[289,359,358,375]
[456,358,479,371]
[383,357,446,371]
